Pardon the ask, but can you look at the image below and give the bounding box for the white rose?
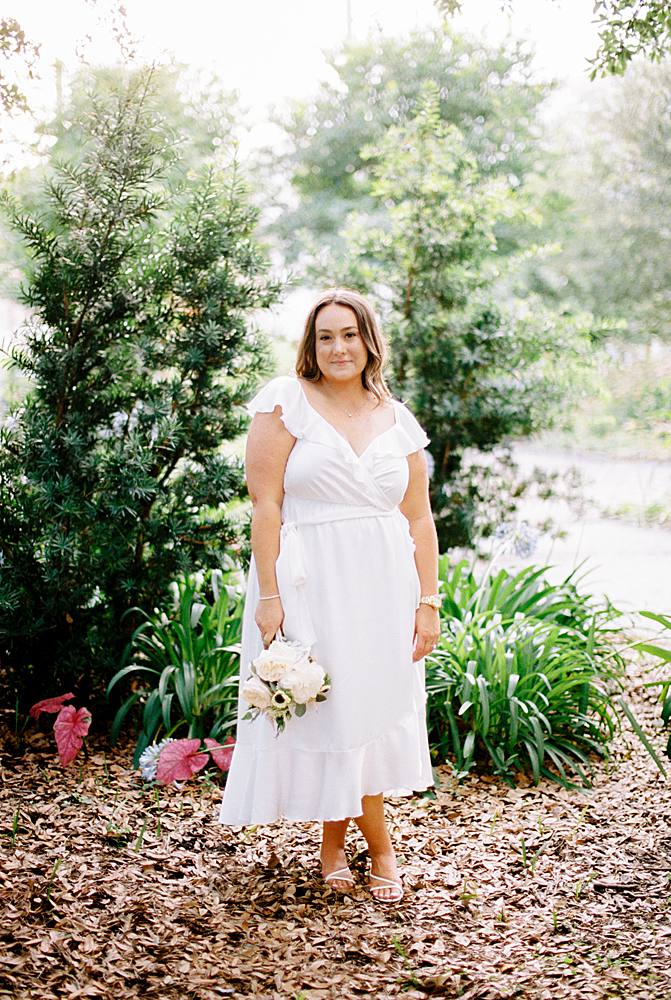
[241,674,272,710]
[253,639,309,683]
[283,660,326,705]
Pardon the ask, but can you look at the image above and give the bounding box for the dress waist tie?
[275,521,317,646]
[275,510,403,648]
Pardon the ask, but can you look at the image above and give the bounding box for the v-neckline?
[296,379,398,460]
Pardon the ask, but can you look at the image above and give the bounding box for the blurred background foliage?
[302,84,600,547]
[264,28,549,263]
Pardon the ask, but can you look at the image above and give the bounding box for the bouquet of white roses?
[241,633,330,735]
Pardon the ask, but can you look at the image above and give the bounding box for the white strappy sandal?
[323,867,355,891]
[368,873,404,904]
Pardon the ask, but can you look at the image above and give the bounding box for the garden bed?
[1,654,670,1000]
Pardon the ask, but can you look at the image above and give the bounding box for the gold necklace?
[324,390,370,419]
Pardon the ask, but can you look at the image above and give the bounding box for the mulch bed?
[1,653,670,1000]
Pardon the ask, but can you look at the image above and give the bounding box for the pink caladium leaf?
[53,705,92,766]
[29,692,75,720]
[156,738,210,785]
[204,736,235,773]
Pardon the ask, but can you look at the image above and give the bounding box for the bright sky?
[5,0,600,162]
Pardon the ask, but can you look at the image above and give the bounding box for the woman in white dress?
[219,288,440,903]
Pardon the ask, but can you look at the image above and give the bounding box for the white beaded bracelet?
[258,593,280,601]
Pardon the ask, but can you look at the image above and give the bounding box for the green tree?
[42,63,239,175]
[323,88,595,548]
[1,64,242,324]
[0,17,39,117]
[536,61,671,341]
[0,69,279,708]
[589,0,671,77]
[435,0,671,78]
[268,28,549,260]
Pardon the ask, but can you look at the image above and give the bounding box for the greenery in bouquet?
[241,636,330,735]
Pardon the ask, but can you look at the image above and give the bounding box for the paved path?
[492,443,671,617]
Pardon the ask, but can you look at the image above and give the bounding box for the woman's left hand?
[412,605,440,662]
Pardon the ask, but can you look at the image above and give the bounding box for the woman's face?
[313,303,369,383]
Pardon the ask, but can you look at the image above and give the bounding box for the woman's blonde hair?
[295,288,391,401]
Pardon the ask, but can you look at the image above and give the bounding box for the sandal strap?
[324,867,355,883]
[369,874,402,889]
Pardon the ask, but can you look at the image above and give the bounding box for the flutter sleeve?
[245,374,305,439]
[394,400,431,455]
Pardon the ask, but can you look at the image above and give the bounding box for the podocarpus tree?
[0,70,279,707]
[327,87,595,549]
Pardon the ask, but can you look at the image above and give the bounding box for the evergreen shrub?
[0,70,280,709]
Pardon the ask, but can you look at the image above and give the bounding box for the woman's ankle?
[368,849,398,871]
[320,845,347,862]
[365,839,395,862]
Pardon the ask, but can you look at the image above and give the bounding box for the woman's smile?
[314,302,369,381]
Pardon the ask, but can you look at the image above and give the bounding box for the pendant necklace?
[329,393,369,419]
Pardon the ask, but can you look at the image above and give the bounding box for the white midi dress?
[218,374,434,826]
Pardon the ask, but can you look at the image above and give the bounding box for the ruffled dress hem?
[218,705,434,827]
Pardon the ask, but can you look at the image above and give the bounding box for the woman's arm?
[399,450,440,662]
[245,405,296,647]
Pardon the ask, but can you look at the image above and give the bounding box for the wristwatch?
[418,594,441,610]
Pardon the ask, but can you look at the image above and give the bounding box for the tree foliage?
[434,0,671,78]
[0,17,40,116]
[590,0,671,77]
[42,63,240,176]
[0,69,279,707]
[536,61,671,341]
[269,28,549,259]
[318,87,596,548]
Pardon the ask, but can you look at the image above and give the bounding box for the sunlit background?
[11,0,600,132]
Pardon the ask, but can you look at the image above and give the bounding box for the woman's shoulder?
[257,372,302,393]
[389,394,421,423]
[389,395,431,453]
[247,373,302,406]
[245,373,305,438]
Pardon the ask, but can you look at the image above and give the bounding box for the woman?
[219,288,440,904]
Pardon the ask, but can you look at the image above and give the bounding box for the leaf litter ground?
[1,654,670,1000]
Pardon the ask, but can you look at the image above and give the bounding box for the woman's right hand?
[255,597,285,648]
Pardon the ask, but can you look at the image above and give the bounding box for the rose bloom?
[241,674,272,710]
[283,661,326,705]
[254,639,309,683]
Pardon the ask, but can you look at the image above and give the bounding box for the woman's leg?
[353,793,399,900]
[321,818,353,890]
